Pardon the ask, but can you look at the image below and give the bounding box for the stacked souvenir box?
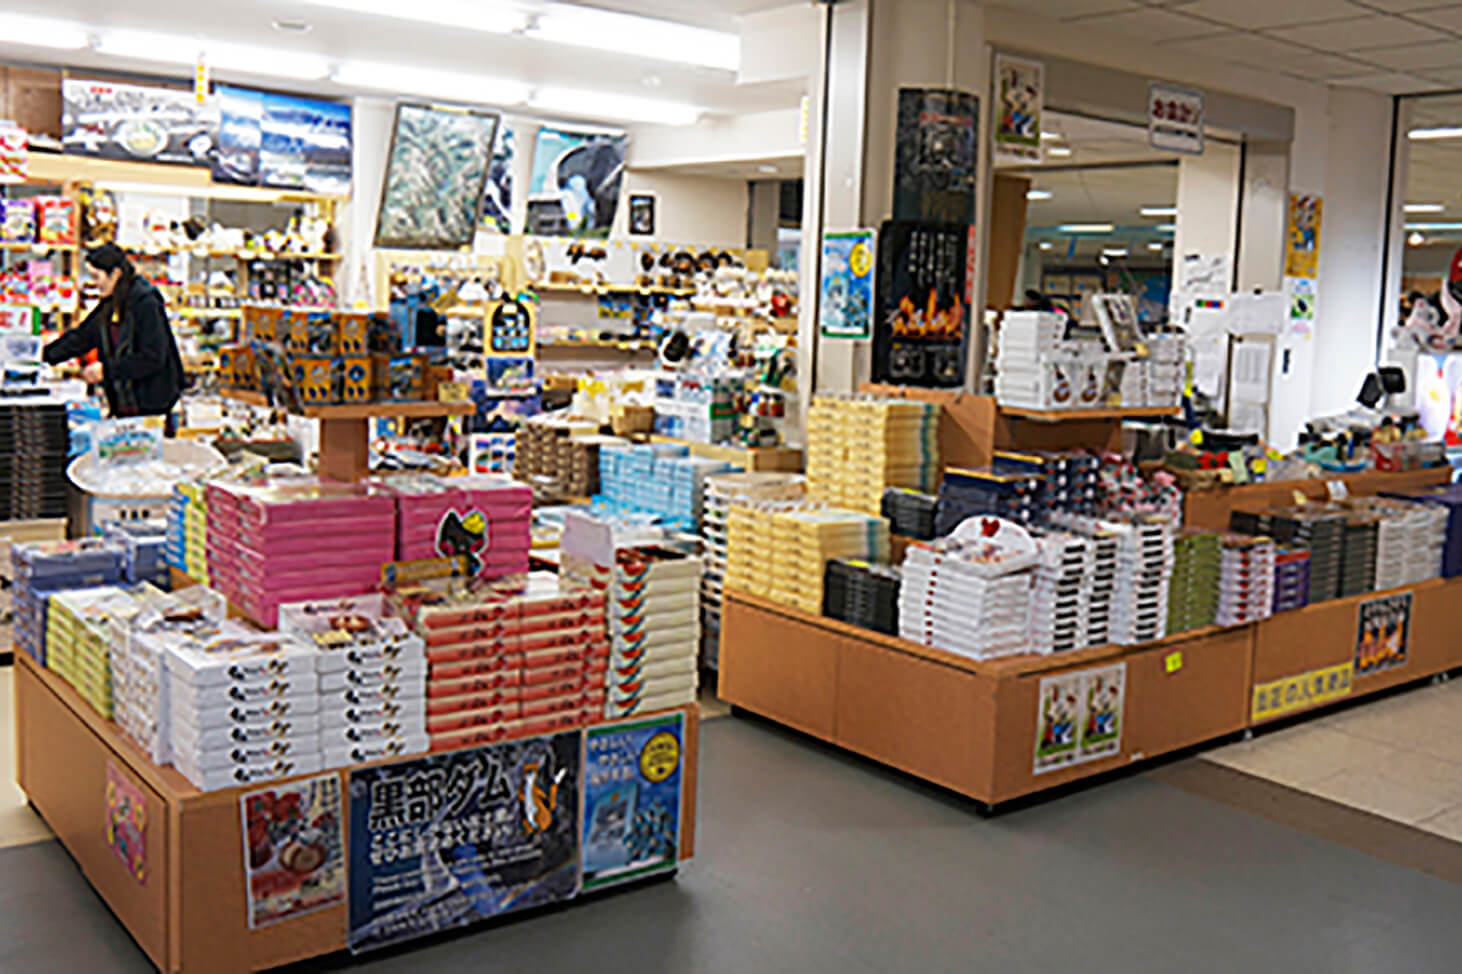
[993,450,1102,520]
[1029,532,1092,654]
[605,547,701,719]
[1273,548,1311,613]
[598,443,732,531]
[700,473,805,611]
[654,373,739,444]
[724,501,799,601]
[0,518,67,648]
[1338,511,1379,597]
[45,586,147,718]
[1144,334,1187,408]
[0,400,69,520]
[206,482,396,628]
[101,519,171,589]
[1347,497,1447,587]
[279,594,429,768]
[769,508,891,616]
[12,539,124,664]
[881,487,939,541]
[994,311,1068,409]
[1046,513,1119,647]
[165,482,210,584]
[1232,507,1344,603]
[165,628,324,791]
[899,538,1033,659]
[1109,516,1174,645]
[112,586,229,766]
[936,468,1045,537]
[805,397,940,516]
[514,417,601,493]
[562,435,625,499]
[1217,535,1275,626]
[824,559,901,637]
[1167,531,1221,635]
[385,474,532,580]
[1380,484,1462,578]
[1370,505,1410,591]
[392,573,609,752]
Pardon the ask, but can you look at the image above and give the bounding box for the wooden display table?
[1181,466,1451,531]
[13,653,698,974]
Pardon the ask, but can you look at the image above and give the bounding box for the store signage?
[893,88,979,223]
[819,229,875,341]
[1355,592,1412,678]
[239,773,346,929]
[1251,662,1353,722]
[105,762,147,886]
[1148,83,1204,156]
[582,713,685,892]
[872,220,970,389]
[346,732,581,953]
[1284,194,1323,280]
[62,78,220,167]
[993,55,1044,165]
[1033,662,1127,775]
[0,121,28,183]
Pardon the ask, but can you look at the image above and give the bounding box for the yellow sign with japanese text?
[1251,662,1353,722]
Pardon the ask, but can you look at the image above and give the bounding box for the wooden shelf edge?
[999,405,1182,423]
[219,390,475,420]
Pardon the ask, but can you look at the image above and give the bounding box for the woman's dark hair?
[85,243,136,328]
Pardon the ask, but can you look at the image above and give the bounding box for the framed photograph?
[375,103,499,250]
[628,194,656,236]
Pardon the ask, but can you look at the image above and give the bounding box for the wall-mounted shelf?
[999,405,1182,423]
[0,241,78,253]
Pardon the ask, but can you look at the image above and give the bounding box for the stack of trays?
[1273,548,1311,613]
[881,487,939,541]
[394,573,609,752]
[12,539,124,664]
[605,547,701,719]
[824,558,900,637]
[1109,516,1174,645]
[1381,484,1462,578]
[387,474,533,580]
[279,594,429,768]
[1029,532,1091,653]
[993,450,1101,519]
[165,481,209,584]
[899,539,1033,659]
[1217,535,1275,626]
[936,468,1044,536]
[1339,512,1379,597]
[700,473,804,610]
[102,519,171,589]
[207,482,396,627]
[0,400,68,520]
[165,628,323,791]
[45,586,145,718]
[806,397,940,516]
[769,508,890,616]
[1167,531,1221,635]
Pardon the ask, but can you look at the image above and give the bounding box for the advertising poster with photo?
[1285,193,1323,279]
[481,122,515,234]
[63,78,219,167]
[1034,663,1128,774]
[582,713,685,893]
[1079,664,1126,762]
[892,89,979,224]
[376,104,499,249]
[214,86,352,194]
[239,774,345,929]
[1033,670,1084,774]
[527,128,628,239]
[347,732,581,953]
[872,221,970,388]
[1355,591,1412,678]
[105,762,147,885]
[214,85,264,186]
[993,55,1043,165]
[819,229,875,340]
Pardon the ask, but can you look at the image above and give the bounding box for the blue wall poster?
[581,712,685,892]
[346,732,581,953]
[819,229,876,341]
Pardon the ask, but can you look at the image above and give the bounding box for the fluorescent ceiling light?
[95,31,329,80]
[95,180,292,202]
[303,0,526,33]
[1156,223,1176,233]
[0,14,89,50]
[530,4,740,71]
[1102,248,1129,258]
[1406,222,1462,231]
[1409,126,1462,141]
[1057,223,1113,234]
[530,87,700,126]
[334,62,529,107]
[1046,146,1073,158]
[758,164,779,174]
[1038,241,1053,251]
[1040,131,1061,141]
[1026,189,1053,201]
[1147,242,1165,252]
[95,29,202,63]
[1140,206,1177,217]
[1405,203,1444,214]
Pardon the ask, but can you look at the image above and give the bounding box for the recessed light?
[1040,131,1060,141]
[1147,242,1164,252]
[1102,248,1129,258]
[1047,146,1073,158]
[1405,203,1444,214]
[1038,241,1053,251]
[1057,223,1113,233]
[1140,206,1177,217]
[1409,231,1427,246]
[642,75,663,89]
[1026,189,1052,201]
[758,164,778,174]
[273,19,312,33]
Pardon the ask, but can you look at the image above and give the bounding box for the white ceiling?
[1405,94,1462,233]
[0,0,808,116]
[1025,164,1180,230]
[1002,0,1462,94]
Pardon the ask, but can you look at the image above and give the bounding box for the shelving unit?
[998,405,1181,423]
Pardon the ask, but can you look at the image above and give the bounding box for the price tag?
[1165,651,1184,674]
[437,381,469,402]
[1292,490,1308,507]
[1188,430,1204,447]
[1327,479,1349,502]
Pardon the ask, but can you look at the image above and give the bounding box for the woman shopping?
[43,243,184,417]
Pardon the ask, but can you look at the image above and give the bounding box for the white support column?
[1173,142,1241,284]
[1236,141,1289,292]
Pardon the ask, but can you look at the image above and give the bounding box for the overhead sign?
[1148,83,1204,156]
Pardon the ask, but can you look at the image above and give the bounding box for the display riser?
[14,653,698,974]
[720,576,1462,808]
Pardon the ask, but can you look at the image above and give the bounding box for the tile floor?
[1204,676,1462,839]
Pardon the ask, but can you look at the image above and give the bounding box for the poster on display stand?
[581,713,686,892]
[872,221,970,388]
[993,55,1044,165]
[819,229,876,340]
[346,732,581,953]
[892,89,979,224]
[239,774,346,929]
[1285,194,1323,279]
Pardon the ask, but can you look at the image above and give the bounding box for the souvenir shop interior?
[2,0,1462,971]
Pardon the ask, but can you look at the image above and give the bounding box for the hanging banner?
[819,229,876,340]
[0,122,28,183]
[1286,276,1316,338]
[105,762,147,885]
[1355,591,1412,678]
[1034,662,1128,775]
[582,713,685,893]
[240,774,346,929]
[892,89,979,224]
[1285,193,1323,279]
[347,732,581,953]
[872,221,969,388]
[1148,83,1205,156]
[993,55,1044,165]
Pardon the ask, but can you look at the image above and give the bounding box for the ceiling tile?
[1168,31,1308,63]
[1269,50,1378,78]
[1417,65,1462,85]
[997,0,1140,19]
[1064,7,1227,39]
[1266,14,1442,50]
[1415,5,1462,31]
[1359,39,1462,69]
[1348,0,1462,11]
[1334,70,1445,91]
[1175,0,1371,29]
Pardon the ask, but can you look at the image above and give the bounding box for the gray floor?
[6,716,1462,973]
